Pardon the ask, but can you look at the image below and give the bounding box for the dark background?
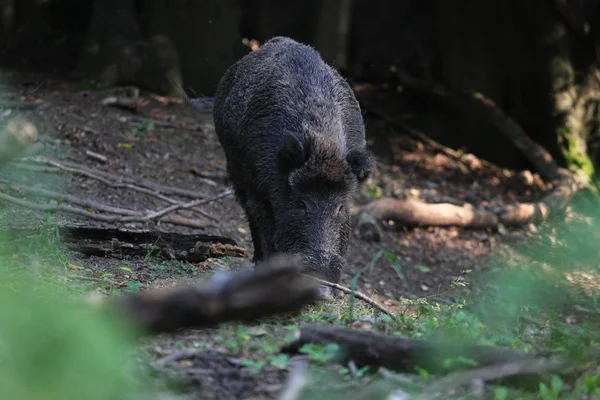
[1,0,600,173]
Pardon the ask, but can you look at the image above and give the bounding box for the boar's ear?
[278,134,310,172]
[346,150,375,183]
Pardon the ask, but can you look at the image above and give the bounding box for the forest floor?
[1,72,600,400]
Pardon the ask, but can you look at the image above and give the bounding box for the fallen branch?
[470,92,560,182]
[0,191,210,230]
[358,98,468,164]
[4,163,223,222]
[361,198,498,229]
[392,70,561,182]
[107,254,320,335]
[309,276,396,319]
[281,324,537,375]
[85,150,108,163]
[6,224,245,262]
[0,118,38,169]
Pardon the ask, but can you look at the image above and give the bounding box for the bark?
[5,225,245,262]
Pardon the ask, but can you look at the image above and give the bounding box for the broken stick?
[310,276,395,319]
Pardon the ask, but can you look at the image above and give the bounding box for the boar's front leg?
[245,198,275,263]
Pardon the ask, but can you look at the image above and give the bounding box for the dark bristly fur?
[212,36,374,285]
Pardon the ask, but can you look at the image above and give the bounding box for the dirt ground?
[0,72,547,399]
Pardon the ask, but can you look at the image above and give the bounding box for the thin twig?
[0,191,208,229]
[309,276,396,319]
[146,189,232,219]
[85,150,108,163]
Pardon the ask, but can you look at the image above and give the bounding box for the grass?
[1,190,600,399]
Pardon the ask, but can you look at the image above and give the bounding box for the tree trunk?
[136,0,183,96]
[73,0,144,87]
[315,0,353,69]
[166,0,245,96]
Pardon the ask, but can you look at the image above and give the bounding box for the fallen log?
[281,323,535,375]
[108,254,320,335]
[358,170,582,238]
[6,225,245,262]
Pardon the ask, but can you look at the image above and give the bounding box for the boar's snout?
[300,251,346,286]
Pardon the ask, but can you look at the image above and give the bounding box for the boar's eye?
[337,204,345,216]
[295,200,308,213]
